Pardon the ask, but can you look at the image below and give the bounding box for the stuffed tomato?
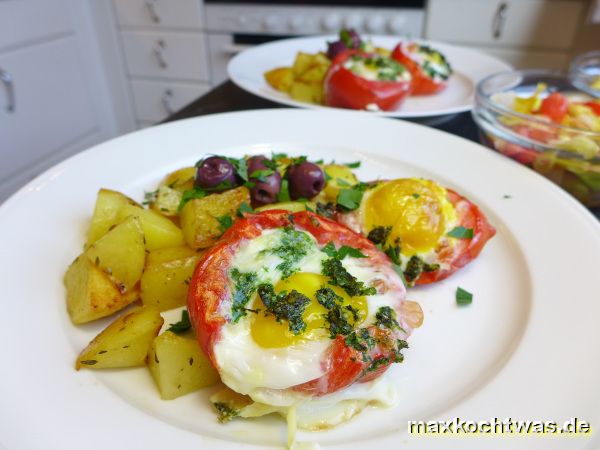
[324,50,412,111]
[337,178,496,286]
[391,42,452,95]
[188,210,423,401]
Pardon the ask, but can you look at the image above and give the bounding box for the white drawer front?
[426,0,584,50]
[121,30,210,82]
[0,37,96,181]
[113,0,203,29]
[131,79,209,122]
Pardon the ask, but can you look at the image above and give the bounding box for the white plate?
[228,36,512,118]
[1,109,599,450]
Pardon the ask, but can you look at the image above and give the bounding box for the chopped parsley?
[167,310,192,334]
[236,201,254,217]
[277,179,291,202]
[344,328,376,361]
[315,287,343,309]
[230,269,259,322]
[456,287,473,305]
[344,161,361,169]
[213,402,240,423]
[217,214,233,233]
[178,187,206,212]
[325,304,354,337]
[142,190,158,206]
[257,284,310,335]
[336,182,369,211]
[321,242,367,260]
[249,168,274,182]
[322,257,376,297]
[367,226,392,245]
[375,306,404,332]
[263,227,313,279]
[447,226,474,239]
[316,202,338,219]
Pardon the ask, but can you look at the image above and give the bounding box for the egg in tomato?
[338,178,496,285]
[188,210,423,428]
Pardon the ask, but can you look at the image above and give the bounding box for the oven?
[204,1,426,85]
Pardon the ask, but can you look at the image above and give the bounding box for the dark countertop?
[164,81,600,220]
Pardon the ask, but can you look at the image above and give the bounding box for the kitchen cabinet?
[110,0,211,128]
[0,0,118,203]
[425,0,587,69]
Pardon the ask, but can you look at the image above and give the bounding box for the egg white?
[212,226,406,409]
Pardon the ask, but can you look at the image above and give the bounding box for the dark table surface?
[164,81,600,220]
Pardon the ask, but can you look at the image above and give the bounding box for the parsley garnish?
[249,168,274,182]
[315,287,343,309]
[230,269,259,322]
[257,284,310,335]
[213,402,240,423]
[167,310,192,334]
[316,202,337,219]
[236,202,254,217]
[403,255,423,284]
[277,179,291,202]
[447,226,474,239]
[142,190,158,206]
[265,227,313,279]
[336,182,369,211]
[321,242,367,260]
[178,187,206,212]
[344,161,361,168]
[375,306,404,332]
[217,215,233,233]
[367,226,392,245]
[456,287,473,305]
[322,258,376,297]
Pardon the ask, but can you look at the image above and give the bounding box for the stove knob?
[289,16,304,32]
[263,15,280,31]
[344,14,363,31]
[387,16,406,35]
[321,14,342,32]
[366,15,385,33]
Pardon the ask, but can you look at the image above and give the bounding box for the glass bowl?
[472,70,600,207]
[570,50,600,97]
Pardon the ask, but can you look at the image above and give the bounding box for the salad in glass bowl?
[473,70,600,207]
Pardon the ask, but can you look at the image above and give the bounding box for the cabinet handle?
[153,39,168,69]
[492,2,508,39]
[0,68,15,113]
[161,89,174,114]
[144,0,161,23]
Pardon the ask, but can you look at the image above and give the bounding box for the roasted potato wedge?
[141,246,201,311]
[149,185,182,218]
[264,67,294,92]
[179,186,250,249]
[255,201,315,213]
[85,215,146,292]
[117,204,184,251]
[289,81,324,104]
[65,256,140,324]
[86,189,139,247]
[148,331,219,400]
[160,167,196,192]
[76,306,163,369]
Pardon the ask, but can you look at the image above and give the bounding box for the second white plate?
[228,35,512,118]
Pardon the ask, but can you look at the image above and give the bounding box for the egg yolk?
[251,272,368,349]
[364,179,455,255]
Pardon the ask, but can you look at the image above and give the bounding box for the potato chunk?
[148,331,219,400]
[264,67,293,92]
[160,167,196,192]
[86,189,139,246]
[141,247,201,311]
[76,306,163,369]
[85,215,146,292]
[322,164,359,202]
[149,185,182,218]
[179,186,250,249]
[65,256,140,324]
[117,204,184,251]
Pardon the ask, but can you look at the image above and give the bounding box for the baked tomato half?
[391,42,452,95]
[324,50,412,111]
[337,178,496,286]
[188,210,423,398]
